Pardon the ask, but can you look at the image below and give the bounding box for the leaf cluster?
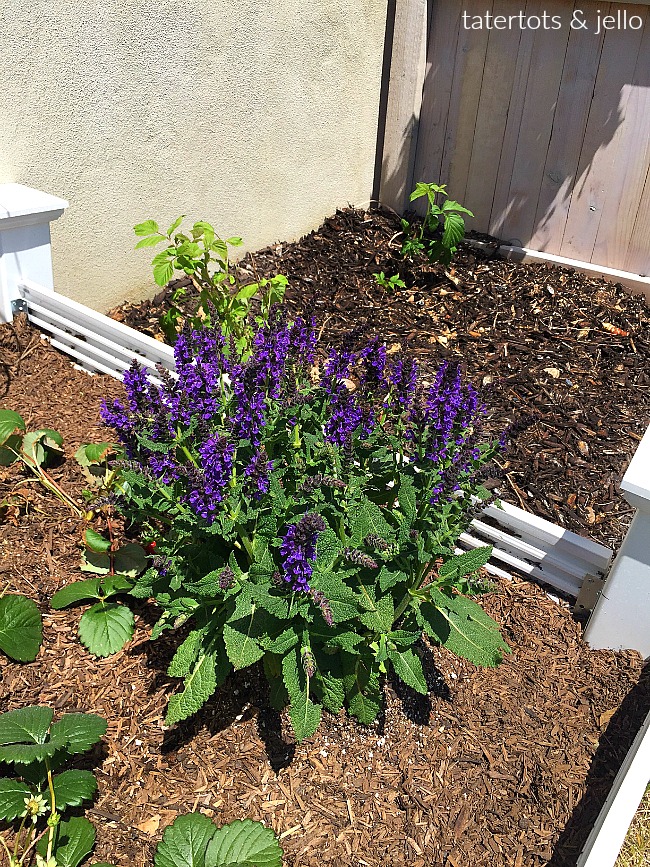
[401,182,474,269]
[154,813,282,867]
[134,218,287,352]
[0,707,106,867]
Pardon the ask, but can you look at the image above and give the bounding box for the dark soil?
[1,208,649,867]
[113,207,650,550]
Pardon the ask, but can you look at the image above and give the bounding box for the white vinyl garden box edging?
[1,184,648,867]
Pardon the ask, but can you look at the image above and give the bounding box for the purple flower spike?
[279,513,326,593]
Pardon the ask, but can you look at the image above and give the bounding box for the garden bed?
[1,308,648,866]
[114,207,650,551]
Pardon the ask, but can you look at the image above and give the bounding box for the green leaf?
[0,707,53,745]
[388,648,427,695]
[205,819,282,867]
[84,528,111,554]
[38,817,96,867]
[422,589,510,667]
[22,430,63,467]
[343,654,382,725]
[52,770,98,809]
[77,442,116,465]
[442,212,466,249]
[282,649,321,742]
[166,642,231,725]
[153,258,175,287]
[313,655,345,714]
[0,742,57,764]
[49,713,107,754]
[154,812,215,867]
[350,498,393,547]
[168,629,206,678]
[113,544,148,577]
[439,546,492,582]
[78,603,134,657]
[134,220,160,237]
[135,235,164,249]
[51,579,102,609]
[397,475,416,522]
[0,594,42,661]
[311,574,359,624]
[359,594,394,633]
[0,432,21,465]
[99,575,134,597]
[223,620,264,670]
[314,527,342,571]
[441,199,474,217]
[378,566,407,593]
[0,778,32,820]
[0,409,25,445]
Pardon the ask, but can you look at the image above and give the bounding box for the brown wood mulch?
[0,218,648,866]
[113,207,650,551]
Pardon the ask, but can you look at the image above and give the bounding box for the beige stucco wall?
[0,1,385,311]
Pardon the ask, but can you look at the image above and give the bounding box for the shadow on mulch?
[549,660,650,866]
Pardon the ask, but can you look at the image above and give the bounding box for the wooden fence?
[380,0,650,280]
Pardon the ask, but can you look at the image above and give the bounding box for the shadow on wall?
[379,1,650,275]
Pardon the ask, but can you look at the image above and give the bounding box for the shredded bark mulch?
[2,204,650,866]
[112,207,650,551]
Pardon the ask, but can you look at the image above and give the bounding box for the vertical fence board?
[625,164,650,276]
[441,0,494,205]
[591,10,650,269]
[379,0,429,213]
[498,0,571,246]
[411,0,463,189]
[488,0,540,237]
[559,17,645,262]
[463,0,524,229]
[528,2,606,253]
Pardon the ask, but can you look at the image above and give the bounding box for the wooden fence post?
[378,0,428,213]
[0,184,68,323]
[584,423,650,657]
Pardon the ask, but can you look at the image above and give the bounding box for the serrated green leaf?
[154,812,215,867]
[0,778,32,820]
[37,816,95,867]
[397,475,417,522]
[78,603,134,657]
[134,219,160,237]
[341,654,381,724]
[388,629,420,648]
[0,432,21,465]
[314,527,342,571]
[168,629,206,678]
[74,442,116,466]
[52,769,97,809]
[166,640,231,726]
[350,499,393,547]
[260,626,299,655]
[205,819,282,867]
[311,574,359,623]
[378,566,407,593]
[321,630,364,654]
[282,649,321,742]
[439,546,492,582]
[135,235,164,249]
[153,258,175,287]
[167,215,185,236]
[422,589,509,667]
[0,706,53,745]
[442,212,465,249]
[0,409,25,445]
[0,594,42,661]
[359,594,394,633]
[84,528,111,554]
[223,619,264,670]
[388,648,427,695]
[441,199,473,217]
[51,579,102,609]
[49,713,107,754]
[0,742,58,764]
[313,654,345,714]
[99,575,134,596]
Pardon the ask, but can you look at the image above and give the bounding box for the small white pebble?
[135,739,142,746]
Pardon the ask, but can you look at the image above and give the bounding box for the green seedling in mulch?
[400,182,474,269]
[372,272,406,293]
[0,411,81,518]
[153,813,282,867]
[134,217,287,354]
[0,593,42,663]
[50,529,147,657]
[0,706,106,867]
